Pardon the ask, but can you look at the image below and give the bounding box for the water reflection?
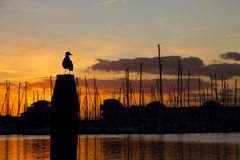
[0,136,49,160]
[0,134,240,160]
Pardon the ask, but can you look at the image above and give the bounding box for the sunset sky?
[0,0,239,80]
[0,0,240,113]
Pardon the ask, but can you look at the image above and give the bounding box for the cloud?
[89,56,240,79]
[89,56,204,75]
[97,0,118,6]
[225,33,240,38]
[203,63,240,79]
[5,0,64,15]
[220,52,240,61]
[97,0,127,6]
[90,56,204,74]
[0,70,27,81]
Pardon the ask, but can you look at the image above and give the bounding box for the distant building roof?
[103,99,123,109]
[202,100,221,108]
[27,100,51,113]
[146,101,166,109]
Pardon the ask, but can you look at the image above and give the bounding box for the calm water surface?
[0,133,240,160]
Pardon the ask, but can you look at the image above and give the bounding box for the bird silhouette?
[62,51,73,74]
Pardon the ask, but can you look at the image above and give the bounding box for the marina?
[1,45,240,135]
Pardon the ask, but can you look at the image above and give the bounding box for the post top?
[56,74,75,80]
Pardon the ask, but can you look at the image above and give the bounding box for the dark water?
[0,134,240,160]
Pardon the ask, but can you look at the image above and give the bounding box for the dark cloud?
[89,56,240,79]
[203,63,240,79]
[220,52,240,61]
[90,56,204,75]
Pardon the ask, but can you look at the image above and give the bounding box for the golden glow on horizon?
[0,36,231,82]
[0,75,239,117]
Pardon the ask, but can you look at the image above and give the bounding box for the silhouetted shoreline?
[1,99,240,135]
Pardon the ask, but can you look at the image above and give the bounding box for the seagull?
[62,51,73,74]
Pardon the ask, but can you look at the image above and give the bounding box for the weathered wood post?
[51,74,79,160]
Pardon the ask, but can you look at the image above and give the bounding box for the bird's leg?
[65,69,66,74]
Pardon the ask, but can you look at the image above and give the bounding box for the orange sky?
[0,0,240,116]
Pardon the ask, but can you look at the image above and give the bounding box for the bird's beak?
[70,53,73,56]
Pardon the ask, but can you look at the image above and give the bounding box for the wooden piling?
[51,74,79,160]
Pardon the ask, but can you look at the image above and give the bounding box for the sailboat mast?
[43,87,46,101]
[139,62,143,106]
[24,83,28,112]
[214,75,218,102]
[177,60,181,107]
[85,77,88,120]
[5,81,10,115]
[158,44,163,103]
[94,77,97,120]
[210,75,213,100]
[221,75,226,106]
[37,90,39,102]
[235,79,237,107]
[118,88,122,102]
[180,67,183,107]
[50,76,53,99]
[187,70,191,107]
[198,78,201,106]
[125,68,130,108]
[17,83,21,116]
[122,82,125,106]
[79,86,81,120]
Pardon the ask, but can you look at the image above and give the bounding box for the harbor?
[1,1,240,159]
[1,45,240,135]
